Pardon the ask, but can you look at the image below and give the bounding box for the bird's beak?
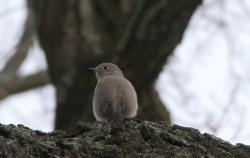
[89,67,96,71]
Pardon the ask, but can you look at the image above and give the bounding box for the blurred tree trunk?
[31,0,201,130]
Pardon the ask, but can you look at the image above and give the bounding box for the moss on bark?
[0,119,249,158]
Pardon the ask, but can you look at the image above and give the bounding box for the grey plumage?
[91,63,138,122]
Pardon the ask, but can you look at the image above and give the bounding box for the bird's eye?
[103,66,108,70]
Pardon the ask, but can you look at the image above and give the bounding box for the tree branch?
[0,119,249,157]
[1,3,35,74]
[0,70,50,100]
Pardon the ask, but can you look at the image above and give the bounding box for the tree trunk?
[0,120,249,157]
[32,0,201,129]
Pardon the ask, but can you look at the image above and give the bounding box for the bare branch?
[1,4,35,74]
[0,70,50,100]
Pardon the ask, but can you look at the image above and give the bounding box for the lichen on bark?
[0,119,249,158]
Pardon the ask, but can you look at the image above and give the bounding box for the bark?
[0,119,249,158]
[31,0,202,129]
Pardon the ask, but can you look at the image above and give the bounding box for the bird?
[90,63,138,122]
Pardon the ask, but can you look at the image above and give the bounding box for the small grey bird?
[91,63,138,122]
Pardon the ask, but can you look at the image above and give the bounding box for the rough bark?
[0,119,249,158]
[31,0,202,129]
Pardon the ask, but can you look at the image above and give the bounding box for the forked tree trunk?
[32,0,201,129]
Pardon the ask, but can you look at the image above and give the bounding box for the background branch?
[1,5,35,75]
[0,1,48,101]
[0,70,50,100]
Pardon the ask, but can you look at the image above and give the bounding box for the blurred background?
[0,0,250,144]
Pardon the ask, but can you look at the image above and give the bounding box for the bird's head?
[90,63,124,80]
